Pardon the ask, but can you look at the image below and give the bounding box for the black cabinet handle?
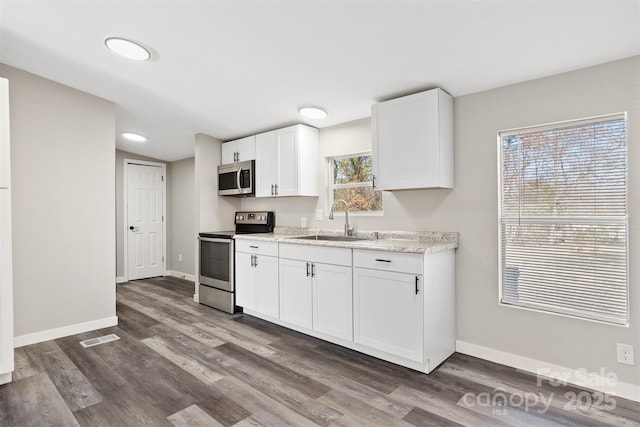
[249,245,258,249]
[415,276,419,294]
[306,262,310,277]
[375,259,391,263]
[311,263,315,278]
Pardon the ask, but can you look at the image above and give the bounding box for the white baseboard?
[14,316,119,348]
[0,372,11,385]
[166,270,196,282]
[116,276,127,284]
[456,340,640,402]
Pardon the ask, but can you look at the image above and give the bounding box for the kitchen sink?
[289,234,370,242]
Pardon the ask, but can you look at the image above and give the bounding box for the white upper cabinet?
[372,88,453,190]
[255,131,276,197]
[221,135,256,164]
[255,124,319,197]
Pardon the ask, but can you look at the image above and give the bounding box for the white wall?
[242,56,640,387]
[451,56,639,388]
[0,64,116,341]
[195,133,239,233]
[115,149,165,279]
[168,156,195,276]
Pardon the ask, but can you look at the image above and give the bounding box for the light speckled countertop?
[234,227,458,254]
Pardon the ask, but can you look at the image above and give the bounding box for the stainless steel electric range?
[198,211,275,313]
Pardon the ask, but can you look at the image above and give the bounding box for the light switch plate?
[316,209,323,220]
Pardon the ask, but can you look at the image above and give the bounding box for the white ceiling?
[1,1,638,161]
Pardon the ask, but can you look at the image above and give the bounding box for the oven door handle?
[198,237,232,243]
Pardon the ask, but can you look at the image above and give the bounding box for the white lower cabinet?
[236,240,279,319]
[313,262,352,341]
[353,268,424,362]
[235,239,455,374]
[255,255,279,318]
[279,244,353,341]
[278,258,352,340]
[279,258,313,329]
[235,252,256,310]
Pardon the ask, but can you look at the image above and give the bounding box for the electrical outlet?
[178,253,183,262]
[316,209,323,220]
[617,343,634,365]
[301,217,307,227]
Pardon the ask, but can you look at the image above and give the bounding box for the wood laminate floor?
[1,277,638,426]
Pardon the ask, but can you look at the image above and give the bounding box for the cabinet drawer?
[353,249,422,275]
[235,239,278,257]
[279,243,352,266]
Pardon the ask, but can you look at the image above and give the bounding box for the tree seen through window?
[330,154,382,213]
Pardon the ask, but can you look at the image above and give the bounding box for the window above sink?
[328,152,383,216]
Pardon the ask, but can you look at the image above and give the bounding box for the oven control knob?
[235,215,240,221]
[239,215,244,220]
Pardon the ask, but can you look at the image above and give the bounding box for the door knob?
[129,226,139,231]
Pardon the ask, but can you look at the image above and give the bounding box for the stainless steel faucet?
[329,199,354,236]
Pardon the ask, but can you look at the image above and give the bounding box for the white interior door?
[127,163,164,280]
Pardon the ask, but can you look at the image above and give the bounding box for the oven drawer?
[199,285,234,314]
[235,239,278,257]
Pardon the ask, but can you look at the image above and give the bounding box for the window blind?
[499,113,628,325]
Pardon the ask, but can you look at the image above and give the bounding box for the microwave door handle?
[236,169,242,190]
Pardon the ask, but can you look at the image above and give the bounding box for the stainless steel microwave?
[218,160,255,196]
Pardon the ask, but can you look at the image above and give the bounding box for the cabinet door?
[236,136,256,162]
[313,263,353,341]
[279,258,312,329]
[221,141,236,165]
[255,131,276,197]
[0,78,10,188]
[235,252,256,310]
[255,255,279,318]
[353,268,423,362]
[275,127,298,196]
[372,88,454,190]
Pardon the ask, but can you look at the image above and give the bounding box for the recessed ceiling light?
[299,107,328,119]
[122,132,147,142]
[105,37,151,61]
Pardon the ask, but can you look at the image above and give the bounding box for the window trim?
[327,151,383,216]
[497,112,629,326]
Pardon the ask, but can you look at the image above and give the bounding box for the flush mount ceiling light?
[122,132,147,142]
[105,37,151,61]
[299,107,328,119]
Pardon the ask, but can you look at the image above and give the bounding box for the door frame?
[123,159,167,282]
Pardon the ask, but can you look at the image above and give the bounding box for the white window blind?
[499,113,628,325]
